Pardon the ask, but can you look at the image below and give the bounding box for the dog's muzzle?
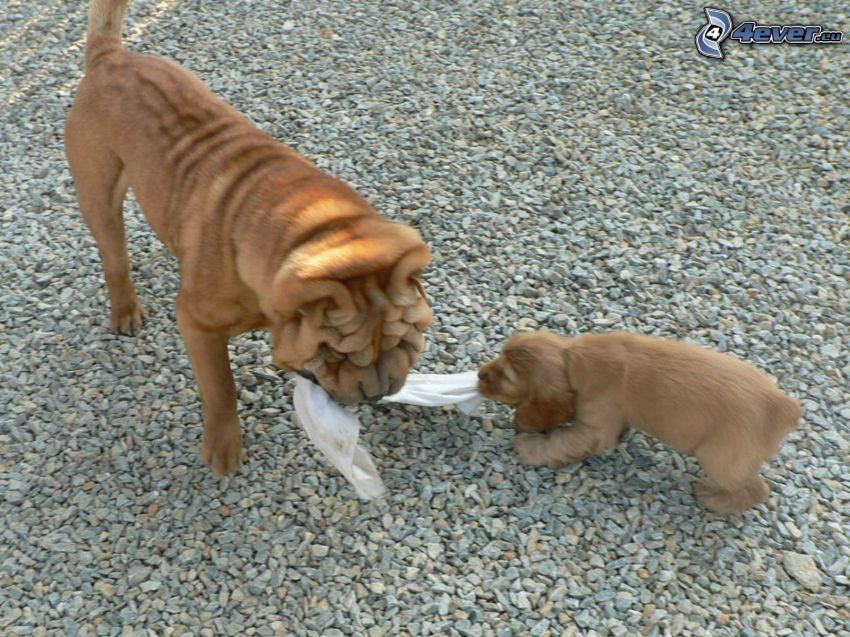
[296,369,319,384]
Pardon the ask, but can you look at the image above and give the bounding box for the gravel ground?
[1,1,849,635]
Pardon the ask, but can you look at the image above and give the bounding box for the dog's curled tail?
[86,0,130,67]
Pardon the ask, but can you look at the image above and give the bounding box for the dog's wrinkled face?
[269,218,433,404]
[273,275,431,404]
[478,332,574,432]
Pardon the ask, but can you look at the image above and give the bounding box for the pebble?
[782,552,824,591]
[127,566,151,587]
[311,545,330,559]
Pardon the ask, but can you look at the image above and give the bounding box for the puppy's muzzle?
[477,364,496,395]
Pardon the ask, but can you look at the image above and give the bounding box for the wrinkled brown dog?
[478,331,802,514]
[66,0,433,474]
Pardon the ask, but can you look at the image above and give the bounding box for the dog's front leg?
[176,298,244,475]
[514,420,624,468]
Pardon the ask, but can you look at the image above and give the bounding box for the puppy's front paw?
[695,479,741,515]
[201,425,245,476]
[694,478,720,501]
[513,432,557,467]
[695,477,768,515]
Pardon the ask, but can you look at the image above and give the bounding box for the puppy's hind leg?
[514,418,625,469]
[66,116,144,334]
[695,446,770,514]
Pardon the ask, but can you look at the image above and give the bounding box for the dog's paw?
[513,432,555,467]
[110,300,146,335]
[695,482,743,515]
[695,477,768,515]
[694,478,719,498]
[201,426,245,476]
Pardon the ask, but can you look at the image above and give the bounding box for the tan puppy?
[478,331,802,514]
[66,0,433,474]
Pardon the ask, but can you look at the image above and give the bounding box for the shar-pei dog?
[66,0,433,474]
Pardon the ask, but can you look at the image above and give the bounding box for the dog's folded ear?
[271,218,431,322]
[514,391,574,432]
[270,218,433,374]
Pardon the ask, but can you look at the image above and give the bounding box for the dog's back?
[67,0,363,260]
[565,332,801,457]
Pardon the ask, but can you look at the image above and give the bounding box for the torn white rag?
[292,375,387,500]
[292,371,483,499]
[381,371,484,415]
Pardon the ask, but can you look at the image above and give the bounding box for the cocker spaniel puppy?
[478,331,802,514]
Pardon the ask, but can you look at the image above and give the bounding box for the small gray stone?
[127,566,151,587]
[782,552,823,591]
[311,544,330,559]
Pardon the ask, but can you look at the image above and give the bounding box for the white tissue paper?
[381,371,485,415]
[293,375,387,500]
[292,371,483,499]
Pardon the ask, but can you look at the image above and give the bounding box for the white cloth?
[381,371,485,415]
[292,372,483,499]
[293,375,387,500]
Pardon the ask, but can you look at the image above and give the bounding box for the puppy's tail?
[770,394,803,444]
[86,0,130,68]
[778,395,803,432]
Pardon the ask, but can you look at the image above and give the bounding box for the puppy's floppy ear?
[504,332,574,432]
[514,391,574,432]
